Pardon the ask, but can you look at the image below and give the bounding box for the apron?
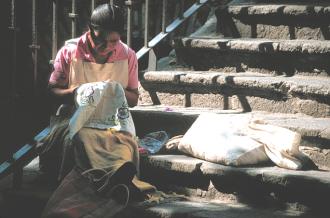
[68,58,129,89]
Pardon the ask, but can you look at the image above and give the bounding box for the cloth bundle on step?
[178,113,268,166]
[247,120,314,170]
[177,113,313,170]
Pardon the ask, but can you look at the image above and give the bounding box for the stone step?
[1,160,315,218]
[139,154,330,217]
[228,4,330,20]
[215,1,330,40]
[131,106,330,170]
[141,71,330,117]
[121,197,316,218]
[2,189,314,218]
[0,159,56,218]
[174,37,330,76]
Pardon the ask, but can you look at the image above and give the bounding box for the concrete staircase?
[1,153,328,218]
[139,0,330,169]
[1,0,330,217]
[135,0,330,217]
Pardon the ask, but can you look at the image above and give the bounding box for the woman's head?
[90,4,124,34]
[89,4,124,50]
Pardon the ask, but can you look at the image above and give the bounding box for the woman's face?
[92,30,120,55]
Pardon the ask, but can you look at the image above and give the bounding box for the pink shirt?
[49,32,138,89]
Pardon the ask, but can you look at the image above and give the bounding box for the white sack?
[178,113,269,166]
[178,113,310,170]
[247,120,309,170]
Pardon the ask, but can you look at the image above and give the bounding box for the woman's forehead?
[94,29,119,35]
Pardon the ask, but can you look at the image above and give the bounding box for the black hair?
[89,4,124,34]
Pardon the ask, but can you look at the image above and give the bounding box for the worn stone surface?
[120,199,315,218]
[139,89,232,109]
[228,3,330,17]
[1,155,327,218]
[283,6,317,16]
[248,5,284,15]
[141,71,330,117]
[143,71,184,83]
[1,169,316,218]
[140,154,330,213]
[255,25,324,40]
[278,40,330,53]
[294,27,324,40]
[132,106,330,168]
[257,24,291,39]
[215,3,330,40]
[227,39,278,52]
[222,18,327,40]
[132,106,330,141]
[180,37,229,50]
[300,146,330,171]
[191,93,231,109]
[139,90,185,107]
[174,38,330,76]
[230,96,330,118]
[177,38,330,54]
[144,71,330,96]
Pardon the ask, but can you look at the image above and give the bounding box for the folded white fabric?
[178,113,309,170]
[247,120,309,170]
[178,113,269,166]
[69,81,135,139]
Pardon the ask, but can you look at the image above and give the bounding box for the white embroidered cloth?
[69,81,135,139]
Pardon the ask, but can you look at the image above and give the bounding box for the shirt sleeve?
[48,45,73,87]
[126,47,139,90]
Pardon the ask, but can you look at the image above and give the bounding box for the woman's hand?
[49,85,80,104]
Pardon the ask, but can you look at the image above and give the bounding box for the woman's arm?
[126,45,140,107]
[124,88,139,107]
[49,85,78,104]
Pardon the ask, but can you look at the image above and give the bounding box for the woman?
[40,4,155,218]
